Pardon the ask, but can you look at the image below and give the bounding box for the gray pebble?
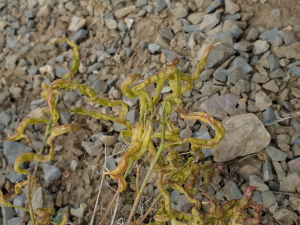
[3,141,32,165]
[154,0,167,14]
[41,163,62,181]
[266,146,288,162]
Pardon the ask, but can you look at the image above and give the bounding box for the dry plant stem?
[90,145,107,225]
[110,194,120,225]
[125,103,167,225]
[20,94,60,225]
[137,193,162,225]
[99,161,134,225]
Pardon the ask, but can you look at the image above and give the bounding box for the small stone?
[63,92,78,104]
[170,190,181,204]
[262,191,276,208]
[246,27,259,41]
[289,66,300,77]
[0,110,12,127]
[114,5,136,18]
[249,175,269,192]
[274,42,300,59]
[262,80,279,93]
[204,44,236,69]
[233,41,253,51]
[161,29,174,40]
[225,0,239,15]
[81,141,103,156]
[9,171,24,183]
[154,0,167,13]
[259,28,279,44]
[70,160,78,172]
[42,164,62,181]
[207,0,224,13]
[262,106,276,125]
[269,68,286,79]
[86,63,102,74]
[187,12,204,24]
[252,40,270,55]
[255,91,272,111]
[214,113,270,162]
[228,70,250,84]
[273,161,286,181]
[69,15,86,32]
[100,135,117,147]
[148,44,161,53]
[268,181,280,191]
[253,73,269,84]
[228,57,253,73]
[9,87,22,99]
[136,0,148,8]
[287,157,300,173]
[155,34,169,49]
[262,160,274,181]
[274,208,297,225]
[4,141,32,165]
[59,112,71,124]
[220,180,242,200]
[199,12,221,31]
[106,157,117,170]
[268,54,281,72]
[235,79,250,93]
[27,0,37,9]
[105,19,117,30]
[37,4,52,17]
[238,165,261,182]
[176,192,202,212]
[93,80,108,94]
[213,68,227,82]
[65,1,76,12]
[71,203,87,219]
[172,6,189,19]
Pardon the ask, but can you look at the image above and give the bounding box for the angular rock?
[214,113,270,162]
[252,40,270,55]
[213,68,227,82]
[199,12,221,31]
[199,94,240,120]
[253,73,270,84]
[155,34,169,49]
[81,141,103,156]
[255,91,272,111]
[172,6,189,19]
[227,57,253,73]
[233,41,253,51]
[246,27,259,41]
[249,175,269,192]
[154,0,167,13]
[41,164,62,181]
[289,66,300,77]
[287,157,300,173]
[114,5,136,18]
[262,160,274,182]
[4,141,33,165]
[266,146,288,162]
[273,42,300,59]
[204,44,236,69]
[220,180,242,200]
[269,68,286,79]
[161,29,175,40]
[262,191,276,208]
[273,161,286,181]
[268,54,281,72]
[207,0,224,13]
[69,16,86,32]
[228,70,250,84]
[262,80,279,93]
[225,0,239,15]
[238,165,261,182]
[262,106,276,125]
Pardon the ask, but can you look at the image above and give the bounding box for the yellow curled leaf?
[59,210,69,225]
[0,190,14,207]
[54,38,80,80]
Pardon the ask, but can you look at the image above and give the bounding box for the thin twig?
[90,145,107,225]
[88,0,125,30]
[111,194,120,225]
[270,191,300,196]
[265,111,300,125]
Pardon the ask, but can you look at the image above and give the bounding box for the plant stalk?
[99,160,134,225]
[20,95,60,225]
[125,103,167,225]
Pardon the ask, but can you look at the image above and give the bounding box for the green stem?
[20,94,60,225]
[125,103,167,225]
